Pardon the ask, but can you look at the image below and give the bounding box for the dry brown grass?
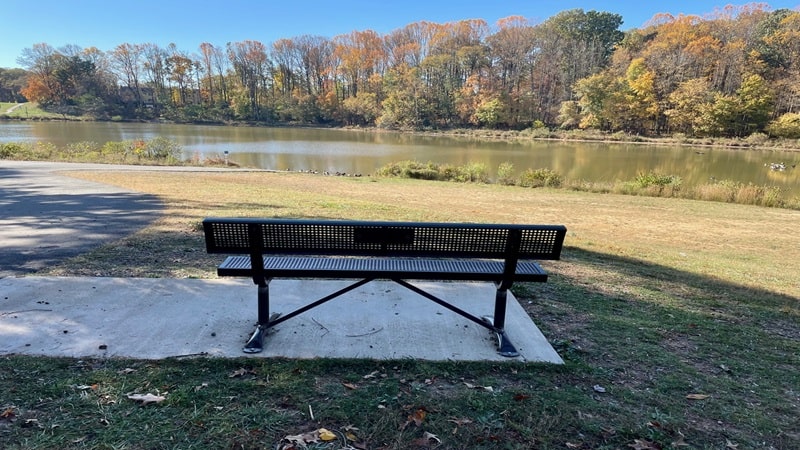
[54,170,800,299]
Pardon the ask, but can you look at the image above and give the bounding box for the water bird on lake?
[767,162,787,171]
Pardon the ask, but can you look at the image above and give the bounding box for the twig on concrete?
[1,309,53,316]
[346,327,383,337]
[166,352,209,359]
[311,317,330,336]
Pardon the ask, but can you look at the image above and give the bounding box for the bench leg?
[243,278,373,354]
[243,281,270,353]
[493,288,508,330]
[490,288,519,358]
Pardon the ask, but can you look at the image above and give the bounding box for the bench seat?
[218,255,548,282]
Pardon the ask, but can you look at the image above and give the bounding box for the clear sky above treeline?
[2,0,799,69]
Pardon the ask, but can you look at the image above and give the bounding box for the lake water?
[1,121,798,195]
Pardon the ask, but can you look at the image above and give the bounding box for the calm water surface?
[1,121,798,195]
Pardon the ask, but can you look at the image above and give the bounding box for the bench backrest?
[203,218,566,260]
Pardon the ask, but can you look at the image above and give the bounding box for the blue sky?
[2,0,799,69]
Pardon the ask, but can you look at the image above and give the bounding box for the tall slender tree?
[109,43,145,105]
[227,40,269,120]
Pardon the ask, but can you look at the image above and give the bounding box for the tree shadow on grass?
[551,246,797,330]
[0,167,163,276]
[517,246,799,448]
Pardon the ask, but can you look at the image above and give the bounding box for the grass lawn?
[0,102,65,119]
[2,170,798,449]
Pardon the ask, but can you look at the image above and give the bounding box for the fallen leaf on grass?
[126,393,166,405]
[412,431,441,446]
[318,428,337,441]
[672,431,690,447]
[402,407,427,429]
[98,394,116,405]
[600,426,617,439]
[345,432,359,441]
[627,439,661,449]
[448,417,472,434]
[340,426,366,448]
[686,394,710,400]
[410,408,426,426]
[281,430,320,449]
[464,382,494,392]
[342,382,358,390]
[1,407,17,420]
[279,428,338,449]
[448,417,472,426]
[228,368,255,378]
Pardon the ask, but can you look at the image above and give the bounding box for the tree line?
[4,4,800,139]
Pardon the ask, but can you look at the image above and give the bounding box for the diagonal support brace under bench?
[243,277,520,357]
[391,279,520,357]
[244,277,374,353]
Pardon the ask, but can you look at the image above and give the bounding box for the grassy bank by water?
[376,160,800,210]
[0,102,67,120]
[0,138,231,167]
[1,170,797,449]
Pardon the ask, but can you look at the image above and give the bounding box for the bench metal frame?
[203,218,566,357]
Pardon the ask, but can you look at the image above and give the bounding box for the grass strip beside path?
[2,170,798,449]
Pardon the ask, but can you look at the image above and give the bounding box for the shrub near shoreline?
[376,160,798,209]
[0,137,186,164]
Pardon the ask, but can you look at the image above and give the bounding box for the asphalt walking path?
[0,161,562,363]
[0,161,164,276]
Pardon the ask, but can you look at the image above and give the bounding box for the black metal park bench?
[202,218,567,357]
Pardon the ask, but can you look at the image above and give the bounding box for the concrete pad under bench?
[0,276,562,363]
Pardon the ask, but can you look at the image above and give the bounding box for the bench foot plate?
[243,326,265,353]
[483,317,520,358]
[243,313,282,353]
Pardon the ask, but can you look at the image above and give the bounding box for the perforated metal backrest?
[203,218,566,260]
